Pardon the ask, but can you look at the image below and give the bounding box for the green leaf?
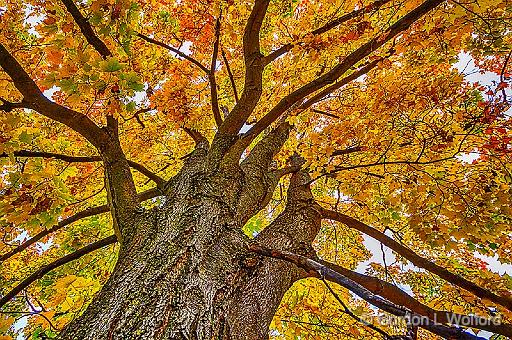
[126,101,136,112]
[19,131,33,144]
[100,58,124,72]
[121,72,144,91]
[488,242,499,250]
[59,78,77,93]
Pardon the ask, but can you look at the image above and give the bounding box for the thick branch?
[101,116,140,242]
[316,258,512,337]
[249,244,485,340]
[182,126,208,145]
[321,208,512,312]
[253,167,322,249]
[0,98,25,112]
[235,121,293,222]
[60,0,112,59]
[217,0,269,135]
[136,33,209,74]
[262,0,392,65]
[241,121,292,171]
[0,43,109,150]
[0,188,160,263]
[0,150,165,188]
[0,44,142,236]
[244,60,380,141]
[298,58,383,112]
[322,279,391,338]
[242,0,269,67]
[0,235,117,309]
[246,0,444,139]
[210,15,223,127]
[331,146,363,156]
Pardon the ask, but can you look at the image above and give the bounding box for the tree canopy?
[0,0,511,338]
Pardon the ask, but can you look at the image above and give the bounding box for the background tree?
[0,0,511,339]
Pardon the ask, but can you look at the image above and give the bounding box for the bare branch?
[60,0,112,59]
[0,188,160,263]
[235,122,293,222]
[125,161,165,189]
[246,0,445,139]
[310,108,340,119]
[321,208,512,312]
[0,235,117,309]
[101,116,140,242]
[242,0,270,67]
[262,0,393,65]
[136,33,209,74]
[248,244,485,340]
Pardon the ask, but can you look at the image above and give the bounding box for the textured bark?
[59,143,310,340]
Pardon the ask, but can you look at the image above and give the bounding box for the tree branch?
[125,161,165,189]
[248,244,485,340]
[100,116,141,243]
[0,98,25,112]
[253,166,322,248]
[182,126,208,145]
[262,0,393,65]
[136,33,209,74]
[0,44,144,238]
[331,146,363,156]
[0,235,117,309]
[60,0,112,59]
[321,208,512,312]
[0,188,160,263]
[316,258,512,337]
[235,121,293,222]
[321,279,391,338]
[0,43,109,150]
[210,14,223,127]
[321,154,460,180]
[246,0,444,139]
[217,0,269,136]
[298,58,383,112]
[221,47,239,103]
[0,150,165,188]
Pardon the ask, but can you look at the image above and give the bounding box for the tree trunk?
[59,153,320,339]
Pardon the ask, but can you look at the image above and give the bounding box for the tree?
[0,0,511,338]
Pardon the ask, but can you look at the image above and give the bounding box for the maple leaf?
[1,0,512,339]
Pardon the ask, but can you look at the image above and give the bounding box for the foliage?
[0,0,511,338]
